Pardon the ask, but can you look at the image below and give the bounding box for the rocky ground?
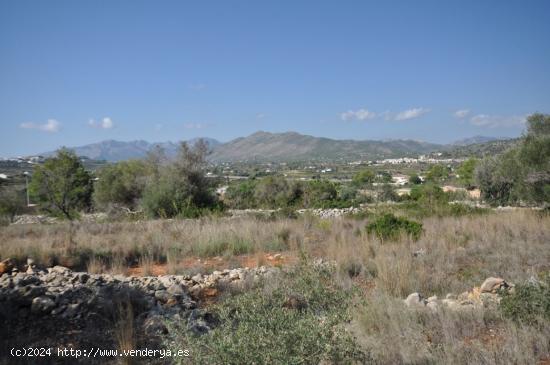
[0,259,278,364]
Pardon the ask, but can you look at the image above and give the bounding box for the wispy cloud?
[340,108,377,121]
[89,117,114,129]
[256,113,266,119]
[469,114,526,128]
[20,119,60,132]
[188,83,207,91]
[394,107,430,121]
[184,122,212,129]
[454,109,470,118]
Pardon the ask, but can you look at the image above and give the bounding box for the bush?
[352,169,375,187]
[0,187,26,223]
[254,176,303,208]
[166,261,367,364]
[500,275,550,325]
[93,160,149,210]
[366,213,423,241]
[141,140,220,218]
[410,183,448,205]
[224,180,258,209]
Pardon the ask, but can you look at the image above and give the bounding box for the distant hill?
[40,131,521,163]
[44,138,221,162]
[442,138,520,158]
[451,136,502,146]
[208,131,443,162]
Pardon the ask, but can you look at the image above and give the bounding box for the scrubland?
[1,209,549,364]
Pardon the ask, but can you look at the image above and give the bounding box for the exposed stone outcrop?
[404,277,514,311]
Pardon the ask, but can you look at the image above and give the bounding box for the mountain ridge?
[39,131,514,162]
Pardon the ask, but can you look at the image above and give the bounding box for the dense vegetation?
[475,113,550,206]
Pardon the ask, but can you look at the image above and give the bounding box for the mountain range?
[43,132,512,162]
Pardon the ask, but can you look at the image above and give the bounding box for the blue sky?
[1,0,549,156]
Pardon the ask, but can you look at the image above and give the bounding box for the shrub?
[141,140,220,218]
[352,169,375,187]
[93,160,149,210]
[410,183,448,205]
[224,180,258,209]
[166,261,367,364]
[0,187,26,223]
[366,213,422,241]
[500,275,550,325]
[303,180,338,208]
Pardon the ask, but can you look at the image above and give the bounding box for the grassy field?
[1,209,549,364]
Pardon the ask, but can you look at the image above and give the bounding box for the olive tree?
[29,148,93,219]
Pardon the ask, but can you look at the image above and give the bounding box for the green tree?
[29,148,93,219]
[410,183,448,206]
[352,169,375,187]
[0,187,26,223]
[141,140,219,218]
[93,160,150,210]
[425,164,449,183]
[476,113,550,206]
[526,113,550,136]
[378,183,398,202]
[375,171,392,183]
[254,176,302,208]
[456,158,479,188]
[303,180,337,208]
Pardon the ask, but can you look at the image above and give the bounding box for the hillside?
[44,138,221,162]
[442,138,519,158]
[209,131,443,162]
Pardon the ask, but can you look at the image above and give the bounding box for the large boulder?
[480,277,509,293]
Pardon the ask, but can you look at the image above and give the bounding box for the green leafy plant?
[499,275,550,325]
[366,213,422,241]
[166,261,368,364]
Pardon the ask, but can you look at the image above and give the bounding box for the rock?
[154,290,170,303]
[427,295,438,303]
[16,285,47,303]
[167,284,187,298]
[404,292,426,308]
[26,258,35,266]
[426,301,438,311]
[480,277,508,293]
[31,296,56,314]
[50,266,71,275]
[77,273,89,284]
[143,315,168,336]
[0,258,15,275]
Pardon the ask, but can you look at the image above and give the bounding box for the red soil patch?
[127,251,297,277]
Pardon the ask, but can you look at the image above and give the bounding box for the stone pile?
[0,260,279,335]
[296,207,362,218]
[404,277,514,312]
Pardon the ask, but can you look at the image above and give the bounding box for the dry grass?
[114,300,135,365]
[1,211,549,291]
[352,290,550,364]
[1,210,549,363]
